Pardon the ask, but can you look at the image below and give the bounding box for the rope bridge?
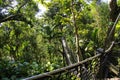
[23,53,101,80]
[23,41,119,80]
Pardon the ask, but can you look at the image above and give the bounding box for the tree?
[42,0,106,75]
[1,0,120,79]
[98,0,120,78]
[0,0,36,26]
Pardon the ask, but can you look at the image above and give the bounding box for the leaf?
[0,0,2,5]
[91,28,98,41]
[10,30,15,39]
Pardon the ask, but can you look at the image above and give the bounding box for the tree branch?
[104,0,120,50]
[0,0,33,26]
[0,13,33,26]
[17,1,30,13]
[105,41,115,53]
[108,13,120,40]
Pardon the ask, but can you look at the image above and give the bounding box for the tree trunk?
[61,36,72,65]
[105,0,119,48]
[71,0,83,62]
[99,0,120,78]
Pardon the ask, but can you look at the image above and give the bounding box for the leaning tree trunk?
[59,25,77,65]
[61,36,72,65]
[99,0,120,78]
[105,0,119,48]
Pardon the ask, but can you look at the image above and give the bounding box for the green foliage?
[117,0,120,6]
[0,0,115,79]
[0,60,40,79]
[115,21,120,38]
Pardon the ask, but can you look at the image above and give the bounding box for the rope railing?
[23,53,101,80]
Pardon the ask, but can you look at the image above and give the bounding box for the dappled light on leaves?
[0,0,120,80]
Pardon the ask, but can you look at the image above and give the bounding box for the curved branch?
[17,0,30,13]
[105,41,115,53]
